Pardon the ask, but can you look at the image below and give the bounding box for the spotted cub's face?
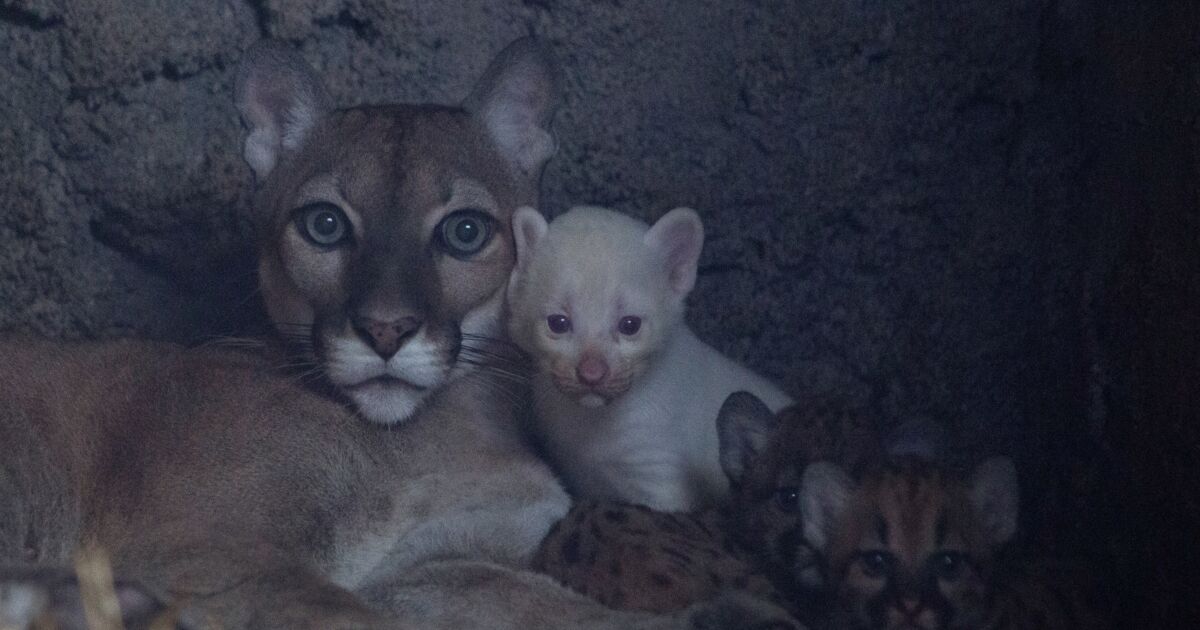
[235,40,557,424]
[801,457,1019,630]
[715,391,881,596]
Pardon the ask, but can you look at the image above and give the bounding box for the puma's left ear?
[644,207,704,297]
[235,40,332,181]
[969,456,1020,545]
[464,38,560,179]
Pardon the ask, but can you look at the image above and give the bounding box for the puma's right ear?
[511,206,549,271]
[235,40,332,181]
[464,38,559,179]
[716,391,778,483]
[801,461,854,552]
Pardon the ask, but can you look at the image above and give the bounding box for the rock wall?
[2,0,1194,622]
[0,0,1089,427]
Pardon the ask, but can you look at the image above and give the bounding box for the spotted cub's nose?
[352,315,422,359]
[575,354,609,386]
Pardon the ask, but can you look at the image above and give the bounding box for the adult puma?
[0,40,798,630]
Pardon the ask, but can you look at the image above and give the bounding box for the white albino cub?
[506,205,793,512]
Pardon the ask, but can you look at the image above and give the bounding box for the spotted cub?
[801,456,1108,629]
[533,391,880,621]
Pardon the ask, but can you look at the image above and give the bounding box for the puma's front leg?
[116,542,393,630]
[358,559,804,630]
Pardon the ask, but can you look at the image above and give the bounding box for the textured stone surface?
[1,0,1194,621]
[0,0,1088,421]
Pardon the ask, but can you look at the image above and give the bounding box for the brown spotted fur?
[533,502,779,613]
[534,392,881,624]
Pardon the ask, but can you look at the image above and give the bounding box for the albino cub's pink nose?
[576,355,609,386]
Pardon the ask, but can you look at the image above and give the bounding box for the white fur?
[325,327,451,425]
[507,206,792,511]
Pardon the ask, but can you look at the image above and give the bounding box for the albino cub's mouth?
[549,374,631,408]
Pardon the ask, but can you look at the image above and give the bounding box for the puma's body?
[1,338,785,629]
[1,338,558,623]
[0,40,798,630]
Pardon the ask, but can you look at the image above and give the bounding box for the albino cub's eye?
[547,314,571,334]
[774,486,800,512]
[294,202,351,247]
[436,209,495,258]
[617,316,642,336]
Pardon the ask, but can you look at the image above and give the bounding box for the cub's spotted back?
[533,391,880,622]
[533,501,779,613]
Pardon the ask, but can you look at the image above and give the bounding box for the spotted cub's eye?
[294,202,351,247]
[547,314,572,334]
[774,486,800,512]
[436,209,495,257]
[932,551,966,581]
[618,316,642,336]
[859,550,893,578]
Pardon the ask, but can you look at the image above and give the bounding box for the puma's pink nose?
[351,314,421,359]
[576,355,609,386]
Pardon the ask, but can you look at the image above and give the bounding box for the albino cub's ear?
[969,456,1020,545]
[235,40,331,181]
[801,462,854,552]
[717,391,778,483]
[644,207,704,296]
[511,206,549,269]
[464,38,559,178]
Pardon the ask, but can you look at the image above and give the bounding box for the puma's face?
[236,40,558,424]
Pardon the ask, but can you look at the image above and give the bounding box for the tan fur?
[808,457,1106,630]
[0,40,800,630]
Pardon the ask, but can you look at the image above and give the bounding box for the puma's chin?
[322,332,455,424]
[346,378,430,425]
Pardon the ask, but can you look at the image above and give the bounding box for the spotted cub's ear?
[717,391,778,483]
[644,207,704,297]
[464,38,559,179]
[235,40,331,181]
[511,206,548,271]
[800,461,854,552]
[969,456,1020,545]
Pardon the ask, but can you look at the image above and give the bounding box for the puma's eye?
[859,550,893,578]
[774,486,800,512]
[547,314,571,334]
[437,209,495,257]
[932,551,966,581]
[294,202,350,247]
[618,316,641,336]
